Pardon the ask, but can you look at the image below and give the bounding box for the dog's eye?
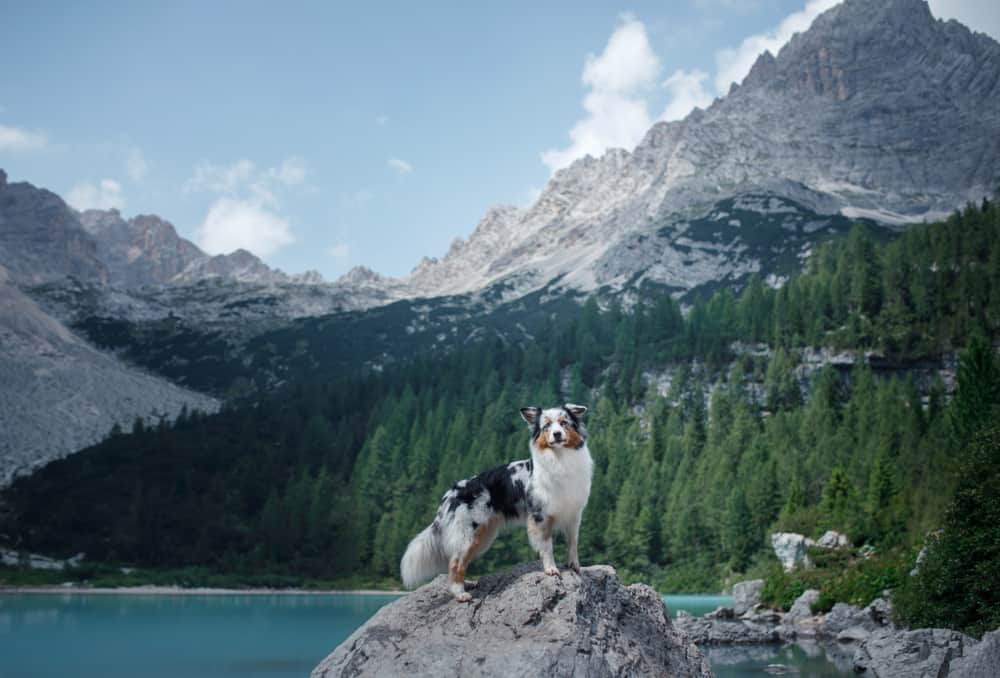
[542,422,551,429]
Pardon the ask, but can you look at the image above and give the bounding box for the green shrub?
[814,551,904,613]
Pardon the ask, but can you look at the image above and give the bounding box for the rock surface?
[675,609,782,645]
[771,533,812,572]
[950,628,1000,678]
[732,579,764,616]
[851,627,978,677]
[311,563,713,678]
[786,589,820,624]
[816,530,850,549]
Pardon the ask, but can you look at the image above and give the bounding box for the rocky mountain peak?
[0,173,108,286]
[336,265,386,286]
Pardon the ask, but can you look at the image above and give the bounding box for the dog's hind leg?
[448,557,472,602]
[528,514,559,576]
[449,520,498,602]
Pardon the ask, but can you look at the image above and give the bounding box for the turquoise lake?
[0,592,853,677]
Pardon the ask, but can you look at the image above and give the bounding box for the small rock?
[816,530,851,549]
[733,579,764,615]
[786,589,820,623]
[707,606,736,619]
[836,625,870,643]
[771,532,812,571]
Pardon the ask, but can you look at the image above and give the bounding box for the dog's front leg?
[565,514,582,573]
[528,515,559,576]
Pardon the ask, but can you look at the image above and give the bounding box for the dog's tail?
[400,522,448,588]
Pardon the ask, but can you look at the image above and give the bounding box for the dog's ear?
[564,403,588,418]
[519,407,541,426]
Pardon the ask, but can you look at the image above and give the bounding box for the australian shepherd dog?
[400,404,593,601]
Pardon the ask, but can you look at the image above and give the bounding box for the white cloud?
[0,124,47,151]
[714,0,839,93]
[269,156,307,186]
[388,157,413,174]
[929,0,1000,40]
[541,15,660,173]
[661,69,714,122]
[126,148,148,182]
[186,159,258,195]
[195,198,294,257]
[66,179,126,211]
[328,243,350,258]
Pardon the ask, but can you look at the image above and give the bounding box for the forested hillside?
[2,198,999,597]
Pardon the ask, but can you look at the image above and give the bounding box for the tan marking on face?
[535,430,550,451]
[565,426,583,449]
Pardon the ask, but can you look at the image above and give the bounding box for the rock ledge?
[311,562,713,677]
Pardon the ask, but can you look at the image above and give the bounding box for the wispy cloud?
[268,156,307,186]
[126,148,148,182]
[195,198,294,257]
[0,123,47,152]
[328,243,350,258]
[541,14,660,173]
[66,179,125,211]
[388,157,413,174]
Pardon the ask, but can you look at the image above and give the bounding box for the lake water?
[0,592,853,677]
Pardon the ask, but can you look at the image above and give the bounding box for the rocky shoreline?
[673,578,999,677]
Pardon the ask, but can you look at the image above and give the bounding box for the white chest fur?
[530,443,593,530]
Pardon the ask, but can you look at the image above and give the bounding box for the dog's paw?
[565,561,581,574]
[454,591,473,603]
[544,566,561,577]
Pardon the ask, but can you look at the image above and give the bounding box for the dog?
[400,404,593,601]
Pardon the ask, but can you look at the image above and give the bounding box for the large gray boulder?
[851,627,978,677]
[732,579,764,615]
[950,628,1000,678]
[312,563,713,678]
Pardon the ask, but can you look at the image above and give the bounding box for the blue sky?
[2,0,998,280]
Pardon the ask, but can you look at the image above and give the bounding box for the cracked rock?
[311,562,713,677]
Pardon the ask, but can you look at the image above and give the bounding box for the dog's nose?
[553,431,563,441]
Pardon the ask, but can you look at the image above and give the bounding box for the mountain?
[0,174,314,290]
[78,208,318,288]
[0,263,217,485]
[349,0,999,302]
[0,170,108,286]
[78,209,205,287]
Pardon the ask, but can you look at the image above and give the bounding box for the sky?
[1,1,998,281]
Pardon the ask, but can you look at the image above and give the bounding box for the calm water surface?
[0,592,852,678]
